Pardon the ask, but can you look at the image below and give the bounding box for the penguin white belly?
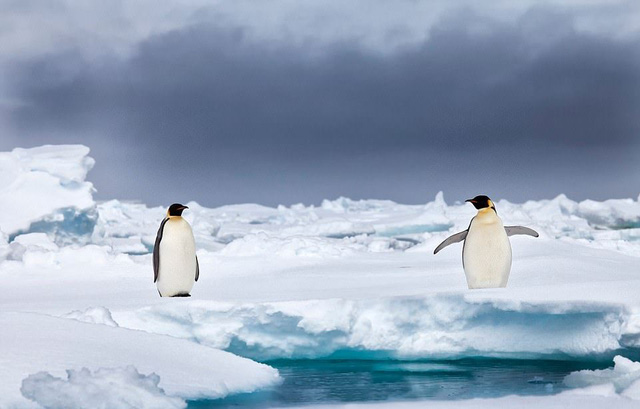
[157,218,196,297]
[463,214,512,289]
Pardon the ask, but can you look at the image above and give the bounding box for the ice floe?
[2,144,640,407]
[0,312,280,408]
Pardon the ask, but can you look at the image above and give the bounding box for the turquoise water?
[187,357,615,408]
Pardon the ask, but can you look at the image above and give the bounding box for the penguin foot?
[172,293,191,297]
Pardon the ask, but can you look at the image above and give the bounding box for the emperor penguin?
[433,195,538,289]
[153,203,199,297]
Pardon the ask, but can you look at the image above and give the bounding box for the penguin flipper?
[195,255,199,282]
[504,226,539,237]
[433,230,468,254]
[153,218,169,283]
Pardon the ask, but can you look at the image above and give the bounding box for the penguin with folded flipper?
[153,203,199,297]
[433,195,538,289]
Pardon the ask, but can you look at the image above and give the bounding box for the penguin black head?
[168,203,188,217]
[465,195,495,211]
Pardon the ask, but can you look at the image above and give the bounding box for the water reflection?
[188,358,611,408]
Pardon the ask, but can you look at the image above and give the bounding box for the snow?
[564,355,640,397]
[63,306,119,327]
[296,389,640,409]
[1,144,640,407]
[113,294,632,360]
[21,366,186,409]
[0,312,279,408]
[0,145,96,238]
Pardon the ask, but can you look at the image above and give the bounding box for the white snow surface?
[564,355,640,399]
[296,388,640,409]
[2,145,640,407]
[21,366,186,409]
[0,312,279,408]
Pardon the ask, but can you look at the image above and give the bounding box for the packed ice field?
[1,144,640,408]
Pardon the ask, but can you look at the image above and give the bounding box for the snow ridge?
[114,296,636,361]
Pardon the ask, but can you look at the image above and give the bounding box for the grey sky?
[1,1,639,207]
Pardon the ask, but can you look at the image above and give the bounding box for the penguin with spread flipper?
[434,195,538,289]
[153,203,199,297]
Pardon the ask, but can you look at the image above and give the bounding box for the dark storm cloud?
[4,7,640,206]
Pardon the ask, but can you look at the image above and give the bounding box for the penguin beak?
[465,199,476,204]
[179,205,188,211]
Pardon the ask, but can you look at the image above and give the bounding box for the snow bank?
[0,312,280,408]
[564,355,640,399]
[115,295,632,361]
[0,145,96,240]
[21,366,186,409]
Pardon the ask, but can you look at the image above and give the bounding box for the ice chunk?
[10,144,95,183]
[577,198,640,229]
[12,233,59,251]
[564,355,640,395]
[18,207,98,245]
[6,232,59,261]
[63,306,119,327]
[0,145,96,238]
[21,366,186,409]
